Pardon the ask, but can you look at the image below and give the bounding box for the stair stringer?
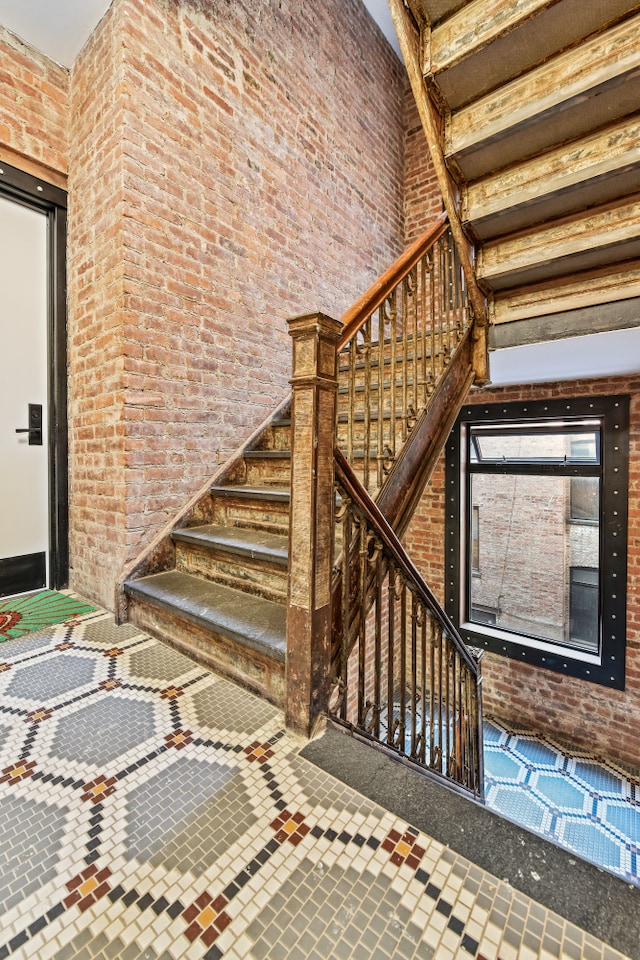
[115,393,292,623]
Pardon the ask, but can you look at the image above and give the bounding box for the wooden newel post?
[286,311,342,737]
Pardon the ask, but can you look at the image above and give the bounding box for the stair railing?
[337,212,472,496]
[331,449,484,799]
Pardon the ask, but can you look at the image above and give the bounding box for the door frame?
[0,161,68,589]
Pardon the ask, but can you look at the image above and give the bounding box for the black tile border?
[301,724,640,960]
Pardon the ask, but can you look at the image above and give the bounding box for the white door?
[0,195,49,597]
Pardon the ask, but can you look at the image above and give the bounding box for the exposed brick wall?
[406,374,640,768]
[65,0,406,604]
[0,24,69,175]
[403,80,442,244]
[67,2,128,606]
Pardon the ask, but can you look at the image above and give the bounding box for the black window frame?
[445,395,629,690]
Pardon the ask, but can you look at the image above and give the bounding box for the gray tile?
[7,652,95,700]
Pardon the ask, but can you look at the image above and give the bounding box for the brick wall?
[0,24,68,176]
[67,2,127,606]
[403,80,442,244]
[66,0,407,604]
[405,374,640,768]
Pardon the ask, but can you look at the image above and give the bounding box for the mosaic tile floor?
[0,611,634,960]
[484,718,640,888]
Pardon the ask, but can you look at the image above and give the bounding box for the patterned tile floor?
[484,719,640,888]
[0,610,635,960]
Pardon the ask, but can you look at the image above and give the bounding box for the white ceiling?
[0,0,401,68]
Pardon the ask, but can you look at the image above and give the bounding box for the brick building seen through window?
[445,395,629,689]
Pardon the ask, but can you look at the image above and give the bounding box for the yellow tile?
[197,906,216,928]
[79,877,99,897]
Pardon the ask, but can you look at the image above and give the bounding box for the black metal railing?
[330,450,484,799]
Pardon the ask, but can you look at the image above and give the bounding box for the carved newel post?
[286,312,342,737]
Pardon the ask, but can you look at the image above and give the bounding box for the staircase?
[119,216,486,796]
[121,404,292,705]
[389,0,640,345]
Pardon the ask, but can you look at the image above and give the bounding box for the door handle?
[15,404,43,445]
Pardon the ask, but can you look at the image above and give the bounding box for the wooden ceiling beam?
[479,195,640,284]
[492,260,640,324]
[464,115,640,230]
[429,0,556,75]
[447,13,640,160]
[387,0,488,336]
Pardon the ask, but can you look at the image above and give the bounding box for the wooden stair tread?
[173,524,288,565]
[125,570,286,662]
[244,450,291,459]
[211,484,290,501]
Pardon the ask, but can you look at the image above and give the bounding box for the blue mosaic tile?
[603,802,640,838]
[511,737,559,768]
[534,773,586,811]
[484,749,524,782]
[560,820,622,871]
[489,786,548,832]
[571,761,625,796]
[482,720,505,744]
[484,716,640,886]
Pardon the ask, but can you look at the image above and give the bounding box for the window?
[445,395,629,689]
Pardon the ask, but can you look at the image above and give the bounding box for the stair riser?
[243,457,291,485]
[127,597,285,706]
[211,496,290,536]
[252,423,291,452]
[175,541,287,604]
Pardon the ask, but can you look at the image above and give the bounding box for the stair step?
[244,450,291,459]
[173,524,288,566]
[125,570,286,662]
[211,484,290,501]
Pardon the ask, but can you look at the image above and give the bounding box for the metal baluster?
[347,340,356,466]
[362,318,371,491]
[397,573,407,750]
[450,648,458,780]
[357,521,369,727]
[410,591,418,758]
[377,304,385,490]
[436,624,444,772]
[408,266,418,432]
[401,277,408,443]
[339,494,352,722]
[429,615,436,769]
[373,545,383,740]
[420,254,428,409]
[444,641,452,777]
[389,290,397,463]
[387,564,396,746]
[420,604,427,765]
[429,250,436,395]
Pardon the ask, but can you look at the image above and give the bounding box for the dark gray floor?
[301,724,640,960]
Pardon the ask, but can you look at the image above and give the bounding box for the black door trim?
[0,161,69,590]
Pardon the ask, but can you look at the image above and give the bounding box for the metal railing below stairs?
[330,450,484,800]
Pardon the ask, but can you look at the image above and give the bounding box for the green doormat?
[0,590,96,640]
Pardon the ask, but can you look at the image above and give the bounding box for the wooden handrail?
[338,211,449,349]
[334,447,480,676]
